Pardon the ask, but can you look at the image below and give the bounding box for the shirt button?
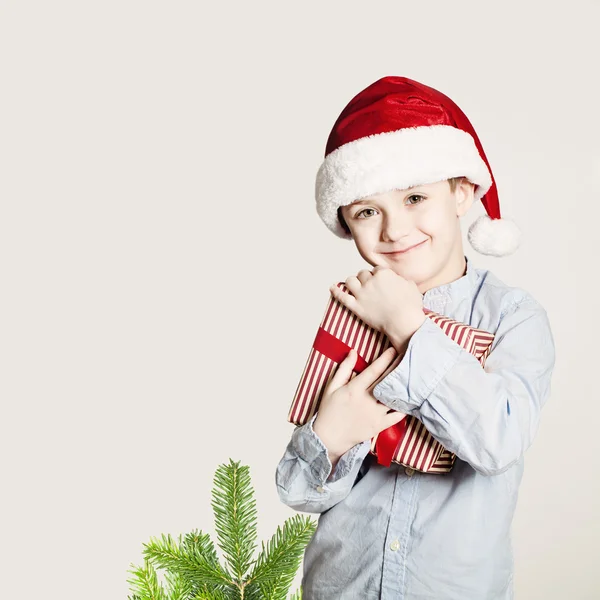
[405,467,415,477]
[316,485,325,493]
[390,539,400,551]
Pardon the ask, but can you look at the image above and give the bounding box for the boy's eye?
[355,195,425,218]
[356,208,376,219]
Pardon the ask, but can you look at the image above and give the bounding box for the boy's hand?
[329,266,426,351]
[313,346,406,460]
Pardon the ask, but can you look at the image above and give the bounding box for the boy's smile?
[381,238,430,256]
[339,178,475,293]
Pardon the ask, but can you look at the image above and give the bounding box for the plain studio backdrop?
[1,1,598,598]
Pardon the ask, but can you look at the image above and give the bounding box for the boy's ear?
[455,179,476,217]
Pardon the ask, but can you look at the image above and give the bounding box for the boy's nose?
[381,215,411,242]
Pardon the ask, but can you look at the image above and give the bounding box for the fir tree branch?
[126,559,167,600]
[289,588,302,600]
[180,531,233,599]
[163,570,193,600]
[128,460,313,600]
[245,515,316,598]
[211,459,258,586]
[189,589,228,600]
[143,532,233,590]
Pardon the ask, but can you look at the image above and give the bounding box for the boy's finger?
[326,348,359,394]
[352,346,398,389]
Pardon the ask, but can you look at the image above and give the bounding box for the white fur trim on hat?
[315,124,492,239]
[467,214,521,257]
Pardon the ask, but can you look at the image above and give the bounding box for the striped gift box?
[287,282,495,473]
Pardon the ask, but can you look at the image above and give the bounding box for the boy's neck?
[417,253,468,295]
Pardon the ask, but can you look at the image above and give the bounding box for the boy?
[275,76,555,600]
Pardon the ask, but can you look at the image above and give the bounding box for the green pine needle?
[211,459,258,583]
[127,458,317,600]
[126,559,167,600]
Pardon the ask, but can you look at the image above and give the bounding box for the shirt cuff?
[292,413,370,484]
[372,316,465,414]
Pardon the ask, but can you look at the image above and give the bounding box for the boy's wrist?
[313,416,350,460]
[385,312,427,353]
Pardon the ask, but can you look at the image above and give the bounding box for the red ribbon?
[313,326,405,467]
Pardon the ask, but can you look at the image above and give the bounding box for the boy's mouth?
[382,239,428,255]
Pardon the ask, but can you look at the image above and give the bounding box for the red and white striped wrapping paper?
[287,282,495,473]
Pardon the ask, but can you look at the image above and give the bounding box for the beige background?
[1,1,598,598]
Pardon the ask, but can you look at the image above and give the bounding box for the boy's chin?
[384,260,433,284]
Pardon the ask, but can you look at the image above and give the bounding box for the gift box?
[287,282,495,473]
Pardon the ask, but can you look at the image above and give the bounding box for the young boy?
[275,76,555,600]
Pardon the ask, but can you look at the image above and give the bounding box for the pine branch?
[126,559,167,600]
[188,588,228,600]
[211,459,258,585]
[128,459,314,600]
[163,570,193,600]
[180,531,233,599]
[289,588,302,600]
[143,532,233,590]
[244,514,316,598]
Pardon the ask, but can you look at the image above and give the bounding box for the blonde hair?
[447,175,466,193]
[337,176,467,235]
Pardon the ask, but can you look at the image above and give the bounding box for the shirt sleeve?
[372,297,556,476]
[275,413,372,513]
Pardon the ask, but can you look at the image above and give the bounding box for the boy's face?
[340,179,475,291]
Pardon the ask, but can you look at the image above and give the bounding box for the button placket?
[381,467,418,596]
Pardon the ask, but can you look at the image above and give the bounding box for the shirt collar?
[422,255,479,308]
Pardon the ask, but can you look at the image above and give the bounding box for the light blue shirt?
[275,256,555,600]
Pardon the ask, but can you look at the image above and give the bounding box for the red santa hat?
[315,76,521,257]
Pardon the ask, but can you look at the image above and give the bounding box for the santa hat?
[315,76,521,257]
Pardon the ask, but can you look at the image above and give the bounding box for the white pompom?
[467,215,521,257]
